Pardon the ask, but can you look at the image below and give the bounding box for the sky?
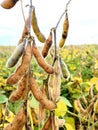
[0,0,98,46]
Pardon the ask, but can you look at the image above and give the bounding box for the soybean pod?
[32,40,54,74]
[30,74,56,110]
[6,40,32,85]
[41,116,51,130]
[52,58,61,102]
[42,30,52,58]
[59,57,70,81]
[1,0,19,9]
[4,107,26,130]
[59,13,69,48]
[9,74,28,102]
[6,39,26,68]
[32,8,46,43]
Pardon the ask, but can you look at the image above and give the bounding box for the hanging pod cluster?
[3,6,57,129]
[6,35,55,98]
[1,1,71,129]
[39,56,70,129]
[5,33,70,130]
[48,56,70,103]
[5,36,56,129]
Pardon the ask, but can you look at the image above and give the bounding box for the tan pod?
[1,0,19,9]
[42,31,52,58]
[52,58,61,102]
[4,107,26,130]
[59,13,69,48]
[9,74,28,102]
[6,41,32,85]
[59,57,70,81]
[41,116,51,130]
[32,8,46,43]
[30,75,56,110]
[6,40,26,68]
[32,41,54,74]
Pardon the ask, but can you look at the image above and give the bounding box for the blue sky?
[0,0,98,46]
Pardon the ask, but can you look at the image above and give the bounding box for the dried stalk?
[55,0,72,29]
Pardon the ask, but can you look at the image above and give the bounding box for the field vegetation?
[0,44,98,130]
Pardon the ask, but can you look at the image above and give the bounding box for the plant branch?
[28,0,33,34]
[20,0,26,26]
[20,0,34,35]
[55,0,72,29]
[67,110,95,126]
[51,28,58,60]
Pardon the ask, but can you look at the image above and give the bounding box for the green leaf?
[29,94,39,109]
[0,94,8,103]
[8,100,23,114]
[61,96,72,107]
[55,98,67,117]
[65,117,75,130]
[34,126,38,130]
[72,93,81,99]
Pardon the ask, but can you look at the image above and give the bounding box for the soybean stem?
[53,28,57,60]
[20,0,26,26]
[55,0,72,29]
[28,0,33,34]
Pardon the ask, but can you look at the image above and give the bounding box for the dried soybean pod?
[59,13,69,48]
[81,95,87,104]
[39,82,47,122]
[32,40,54,74]
[51,115,59,130]
[32,8,46,43]
[52,58,61,102]
[6,40,32,85]
[59,57,70,81]
[6,39,26,68]
[89,87,94,99]
[41,116,51,130]
[48,74,54,100]
[86,95,98,114]
[9,74,28,102]
[42,30,52,58]
[30,75,56,110]
[4,107,26,130]
[77,99,87,116]
[1,0,19,9]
